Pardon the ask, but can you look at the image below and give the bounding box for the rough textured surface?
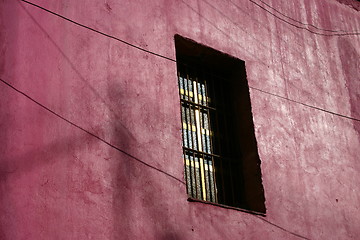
[335,0,360,11]
[0,0,359,239]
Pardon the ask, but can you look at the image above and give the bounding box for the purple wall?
[1,0,359,239]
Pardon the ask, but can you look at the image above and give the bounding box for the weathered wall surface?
[0,0,359,239]
[336,0,360,11]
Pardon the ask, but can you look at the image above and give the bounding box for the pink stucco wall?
[1,0,359,239]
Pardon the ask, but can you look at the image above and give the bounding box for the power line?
[1,74,314,240]
[248,0,360,36]
[176,0,359,121]
[250,86,360,122]
[3,2,358,236]
[0,77,185,185]
[19,0,176,62]
[17,0,360,122]
[256,0,359,34]
[200,0,359,100]
[0,79,312,240]
[199,0,347,102]
[255,215,311,240]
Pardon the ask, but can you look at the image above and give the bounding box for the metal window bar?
[177,54,250,208]
[202,75,218,203]
[178,62,246,205]
[178,64,218,203]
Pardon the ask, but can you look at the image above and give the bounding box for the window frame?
[175,35,266,214]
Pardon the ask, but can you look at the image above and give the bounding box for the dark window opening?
[175,35,266,213]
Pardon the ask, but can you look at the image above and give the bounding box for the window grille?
[178,66,217,202]
[175,35,266,213]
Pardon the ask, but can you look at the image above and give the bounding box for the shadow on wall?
[0,86,11,240]
[1,2,183,239]
[338,39,360,130]
[18,0,137,145]
[108,82,181,240]
[335,0,360,11]
[337,38,360,151]
[0,1,21,238]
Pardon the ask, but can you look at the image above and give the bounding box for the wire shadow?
[338,38,360,146]
[178,0,357,116]
[18,0,359,123]
[203,0,344,97]
[18,0,137,143]
[19,0,175,62]
[254,0,356,33]
[247,0,360,36]
[0,77,185,186]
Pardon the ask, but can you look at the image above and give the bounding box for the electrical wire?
[19,0,176,62]
[255,0,359,34]
[4,2,359,238]
[248,0,360,36]
[15,0,360,122]
[200,0,347,101]
[255,215,311,240]
[250,86,360,122]
[0,77,185,185]
[1,74,314,240]
[0,77,313,240]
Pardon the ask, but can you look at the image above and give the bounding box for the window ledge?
[187,197,266,216]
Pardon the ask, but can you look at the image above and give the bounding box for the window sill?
[187,197,266,216]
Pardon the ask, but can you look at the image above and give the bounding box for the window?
[175,35,266,213]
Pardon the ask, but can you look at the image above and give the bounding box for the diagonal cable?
[248,0,360,36]
[19,0,176,62]
[0,77,185,185]
[16,0,360,121]
[256,0,359,34]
